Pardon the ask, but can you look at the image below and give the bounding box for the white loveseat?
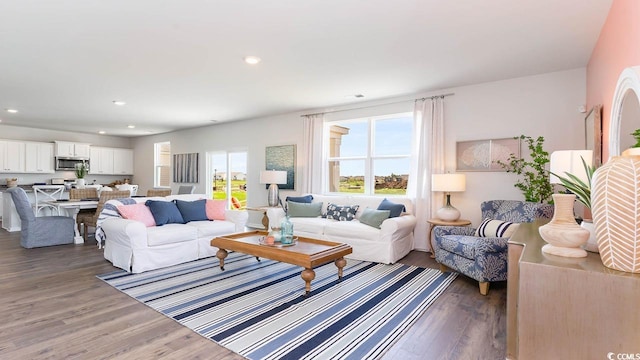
[267,194,416,264]
[102,194,248,273]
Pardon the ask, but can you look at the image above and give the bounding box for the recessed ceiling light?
[210,120,218,123]
[243,56,261,65]
[113,101,126,106]
[98,130,106,134]
[127,125,135,129]
[6,108,18,113]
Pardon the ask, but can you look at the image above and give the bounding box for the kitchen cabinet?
[0,140,26,173]
[90,147,114,174]
[55,141,90,158]
[113,148,134,175]
[25,142,54,173]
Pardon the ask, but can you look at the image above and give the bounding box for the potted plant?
[632,129,640,148]
[75,163,88,188]
[551,156,598,252]
[495,135,553,203]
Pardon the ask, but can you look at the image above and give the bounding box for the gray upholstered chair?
[433,200,554,295]
[177,185,196,194]
[6,187,75,248]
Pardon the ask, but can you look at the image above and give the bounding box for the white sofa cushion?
[323,220,381,242]
[289,217,330,234]
[186,220,236,238]
[147,224,197,246]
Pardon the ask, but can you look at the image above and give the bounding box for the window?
[154,142,171,188]
[208,151,248,209]
[326,112,412,195]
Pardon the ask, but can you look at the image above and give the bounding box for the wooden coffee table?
[211,230,353,296]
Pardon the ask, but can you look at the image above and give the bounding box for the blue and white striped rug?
[98,253,457,360]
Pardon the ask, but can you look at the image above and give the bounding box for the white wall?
[0,124,133,185]
[130,68,586,248]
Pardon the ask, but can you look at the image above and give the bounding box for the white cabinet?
[25,142,54,173]
[113,148,134,175]
[89,147,114,174]
[55,141,91,158]
[0,140,26,173]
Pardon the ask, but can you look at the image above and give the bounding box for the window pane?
[328,160,365,193]
[329,121,368,157]
[374,116,412,156]
[211,153,227,200]
[229,152,247,209]
[373,158,409,195]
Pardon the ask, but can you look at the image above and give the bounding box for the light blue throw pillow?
[359,208,391,229]
[287,201,323,218]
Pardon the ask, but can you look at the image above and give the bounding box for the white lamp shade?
[260,170,288,185]
[549,150,593,184]
[432,173,466,192]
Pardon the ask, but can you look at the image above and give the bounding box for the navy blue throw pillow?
[377,198,406,218]
[175,199,208,223]
[145,200,184,226]
[285,195,313,203]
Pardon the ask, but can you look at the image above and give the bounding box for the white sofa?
[102,194,248,273]
[267,194,416,264]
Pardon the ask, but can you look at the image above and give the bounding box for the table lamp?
[432,173,466,221]
[260,170,288,206]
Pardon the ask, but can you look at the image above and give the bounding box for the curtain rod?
[301,92,454,117]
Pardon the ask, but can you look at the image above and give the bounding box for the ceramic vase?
[539,194,589,258]
[76,178,86,189]
[591,149,640,273]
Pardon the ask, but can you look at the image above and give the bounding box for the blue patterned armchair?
[433,200,554,295]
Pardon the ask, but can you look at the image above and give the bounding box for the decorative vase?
[592,151,640,273]
[580,220,598,253]
[76,178,86,189]
[280,215,294,244]
[539,194,589,258]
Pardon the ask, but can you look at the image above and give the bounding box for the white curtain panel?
[408,97,445,251]
[302,114,325,194]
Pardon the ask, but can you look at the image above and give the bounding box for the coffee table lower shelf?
[211,230,353,296]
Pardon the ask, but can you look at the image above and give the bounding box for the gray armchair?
[177,185,196,194]
[6,187,75,248]
[433,200,554,295]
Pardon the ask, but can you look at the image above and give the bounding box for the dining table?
[46,199,99,244]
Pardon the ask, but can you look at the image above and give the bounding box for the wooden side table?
[246,206,281,230]
[427,218,472,259]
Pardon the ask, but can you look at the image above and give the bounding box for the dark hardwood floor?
[0,228,506,360]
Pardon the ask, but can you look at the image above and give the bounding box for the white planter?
[580,220,598,253]
[76,178,85,189]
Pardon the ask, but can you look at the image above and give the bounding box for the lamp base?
[267,183,279,207]
[436,205,460,221]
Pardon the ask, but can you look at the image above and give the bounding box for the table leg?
[428,224,436,259]
[68,207,84,244]
[301,268,315,296]
[216,249,228,270]
[335,257,346,281]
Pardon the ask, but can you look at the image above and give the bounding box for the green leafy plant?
[631,129,640,148]
[75,163,88,179]
[495,135,553,203]
[550,156,596,210]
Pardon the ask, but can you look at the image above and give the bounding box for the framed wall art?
[173,153,199,183]
[265,145,296,190]
[456,137,520,171]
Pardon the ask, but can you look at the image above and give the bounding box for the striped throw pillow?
[475,219,519,238]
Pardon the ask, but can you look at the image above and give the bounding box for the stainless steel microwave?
[55,157,89,171]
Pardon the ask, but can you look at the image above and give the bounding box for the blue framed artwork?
[265,145,295,190]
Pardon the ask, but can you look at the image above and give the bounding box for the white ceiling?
[0,0,612,137]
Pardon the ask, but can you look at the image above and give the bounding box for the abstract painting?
[265,145,295,190]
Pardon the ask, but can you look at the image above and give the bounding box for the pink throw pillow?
[206,199,226,220]
[117,203,156,227]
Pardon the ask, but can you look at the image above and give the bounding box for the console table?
[507,221,640,359]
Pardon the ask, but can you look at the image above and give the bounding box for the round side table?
[427,218,472,259]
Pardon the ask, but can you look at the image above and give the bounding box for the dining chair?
[177,185,196,194]
[70,188,99,231]
[147,188,171,197]
[6,187,74,248]
[83,190,131,242]
[32,185,65,216]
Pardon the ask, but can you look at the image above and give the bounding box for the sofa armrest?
[380,214,417,242]
[224,210,249,232]
[266,207,286,230]
[101,218,149,249]
[433,225,477,237]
